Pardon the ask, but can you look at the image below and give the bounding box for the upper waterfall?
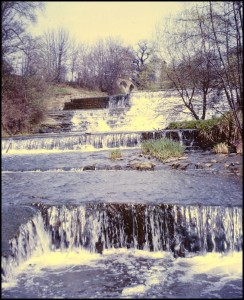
[67,90,229,133]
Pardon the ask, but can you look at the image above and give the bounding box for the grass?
[141,138,185,162]
[212,143,229,154]
[109,149,122,160]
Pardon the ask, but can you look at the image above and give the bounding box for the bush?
[212,143,229,154]
[1,75,48,135]
[109,149,122,160]
[141,138,185,162]
[167,112,242,150]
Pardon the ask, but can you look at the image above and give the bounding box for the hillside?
[43,83,108,111]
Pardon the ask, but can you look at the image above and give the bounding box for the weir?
[2,129,198,153]
[63,94,130,110]
[1,88,242,298]
[2,203,242,282]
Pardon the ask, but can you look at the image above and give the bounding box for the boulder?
[171,162,190,170]
[83,165,96,171]
[129,161,155,171]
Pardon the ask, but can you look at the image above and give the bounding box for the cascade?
[2,203,242,282]
[65,90,230,133]
[2,88,241,298]
[2,129,199,153]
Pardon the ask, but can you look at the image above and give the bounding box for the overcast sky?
[28,1,188,46]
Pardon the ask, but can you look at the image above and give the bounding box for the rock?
[164,157,178,163]
[113,157,123,161]
[195,163,204,169]
[83,165,96,171]
[112,165,122,170]
[229,165,242,174]
[95,238,104,254]
[94,164,112,170]
[171,162,189,170]
[205,163,213,168]
[179,163,190,170]
[233,140,243,154]
[178,156,188,160]
[171,163,180,169]
[129,161,155,171]
[210,159,218,163]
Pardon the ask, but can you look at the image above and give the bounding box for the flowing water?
[1,90,242,299]
[69,90,229,133]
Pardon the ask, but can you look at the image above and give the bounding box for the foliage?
[1,75,48,135]
[167,111,242,149]
[109,149,122,160]
[212,143,229,154]
[141,138,185,162]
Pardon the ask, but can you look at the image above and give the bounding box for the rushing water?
[2,129,199,155]
[1,90,242,299]
[68,90,230,133]
[1,148,243,298]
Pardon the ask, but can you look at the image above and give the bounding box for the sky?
[28,1,187,46]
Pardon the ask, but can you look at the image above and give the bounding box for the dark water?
[1,150,243,299]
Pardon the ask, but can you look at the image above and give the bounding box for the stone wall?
[63,96,110,110]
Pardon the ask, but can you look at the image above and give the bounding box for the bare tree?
[2,1,44,70]
[208,1,242,133]
[73,38,134,94]
[39,28,70,82]
[155,3,242,123]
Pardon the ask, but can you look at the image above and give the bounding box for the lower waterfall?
[2,203,242,283]
[2,129,198,154]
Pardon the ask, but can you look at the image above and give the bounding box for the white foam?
[121,284,149,296]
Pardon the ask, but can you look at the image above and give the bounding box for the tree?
[20,35,42,76]
[1,1,47,135]
[72,38,134,94]
[208,1,242,133]
[155,2,242,127]
[2,1,44,71]
[39,28,70,82]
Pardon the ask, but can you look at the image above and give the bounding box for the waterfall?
[65,90,230,133]
[108,94,130,109]
[2,130,199,153]
[2,203,242,282]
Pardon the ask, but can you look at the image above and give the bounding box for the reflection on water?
[2,249,242,299]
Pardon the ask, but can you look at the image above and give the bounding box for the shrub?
[212,143,229,154]
[167,112,242,150]
[141,138,185,162]
[1,75,48,136]
[109,149,122,160]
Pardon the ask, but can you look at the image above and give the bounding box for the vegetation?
[2,75,48,136]
[212,143,229,154]
[109,149,122,160]
[1,1,242,141]
[141,138,185,162]
[167,111,242,150]
[155,2,242,137]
